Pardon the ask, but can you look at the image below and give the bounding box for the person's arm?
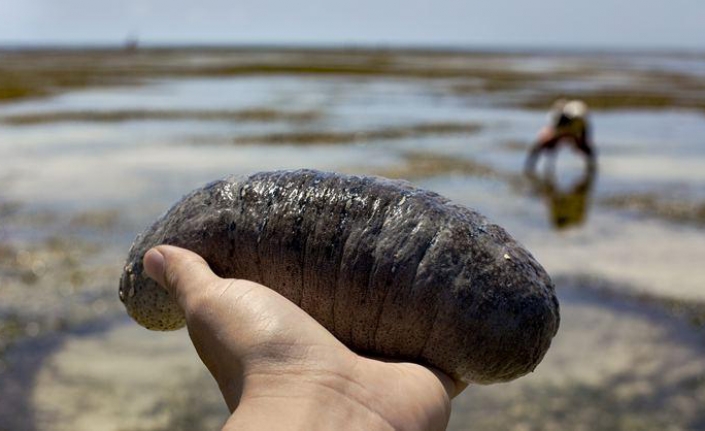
[525,143,543,174]
[525,126,555,174]
[143,245,462,431]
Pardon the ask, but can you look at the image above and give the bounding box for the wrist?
[220,357,452,431]
[222,372,396,431]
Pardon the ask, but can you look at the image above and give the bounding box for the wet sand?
[1,48,704,431]
[10,279,704,431]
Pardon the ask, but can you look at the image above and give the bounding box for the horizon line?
[0,40,704,56]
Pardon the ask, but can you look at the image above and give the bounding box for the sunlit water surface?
[1,52,704,431]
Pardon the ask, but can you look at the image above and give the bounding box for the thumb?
[143,245,220,309]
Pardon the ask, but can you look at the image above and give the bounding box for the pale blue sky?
[1,0,703,49]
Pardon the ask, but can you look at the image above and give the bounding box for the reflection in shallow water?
[528,166,597,230]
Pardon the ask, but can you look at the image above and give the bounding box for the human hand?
[143,245,464,431]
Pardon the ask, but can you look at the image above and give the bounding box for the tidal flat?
[1,47,704,431]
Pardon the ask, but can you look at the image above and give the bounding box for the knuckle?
[183,256,211,278]
[164,266,181,293]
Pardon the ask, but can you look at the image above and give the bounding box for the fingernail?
[143,248,166,288]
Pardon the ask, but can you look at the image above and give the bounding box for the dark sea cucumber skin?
[119,169,560,384]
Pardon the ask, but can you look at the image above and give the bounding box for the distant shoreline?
[0,43,703,57]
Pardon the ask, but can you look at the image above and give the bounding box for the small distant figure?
[124,35,139,52]
[525,99,596,174]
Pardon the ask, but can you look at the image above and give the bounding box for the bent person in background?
[525,99,597,174]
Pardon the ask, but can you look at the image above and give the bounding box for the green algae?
[522,91,705,112]
[232,122,481,146]
[366,151,502,181]
[0,108,321,125]
[602,193,705,227]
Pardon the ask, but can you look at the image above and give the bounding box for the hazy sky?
[1,0,704,49]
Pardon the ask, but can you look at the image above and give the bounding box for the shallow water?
[1,49,704,431]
